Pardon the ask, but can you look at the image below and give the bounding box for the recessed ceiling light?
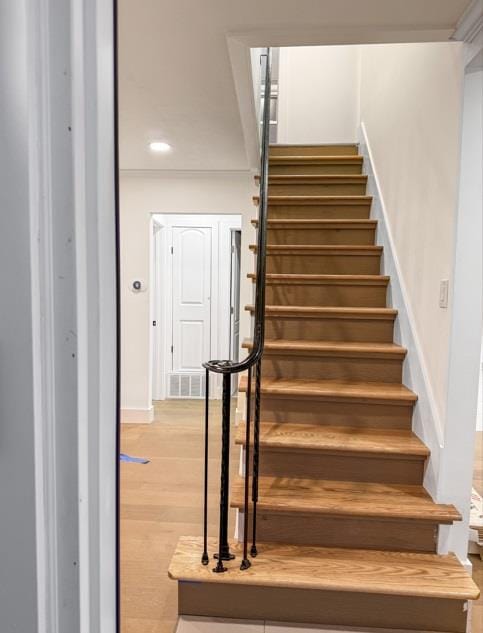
[149,141,171,153]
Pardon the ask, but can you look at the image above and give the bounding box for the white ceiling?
[119,0,473,171]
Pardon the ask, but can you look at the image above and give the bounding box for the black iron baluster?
[240,366,252,570]
[213,372,235,572]
[202,48,271,572]
[251,358,262,557]
[201,369,210,565]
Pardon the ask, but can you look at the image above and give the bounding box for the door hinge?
[170,344,174,354]
[230,306,234,315]
[152,320,157,326]
[170,246,174,254]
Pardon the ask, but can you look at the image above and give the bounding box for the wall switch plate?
[439,279,449,308]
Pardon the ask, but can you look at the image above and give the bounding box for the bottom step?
[169,537,478,633]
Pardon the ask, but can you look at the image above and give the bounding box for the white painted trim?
[452,0,483,43]
[71,1,117,632]
[358,123,444,500]
[436,65,483,561]
[28,1,60,630]
[151,219,165,400]
[151,213,242,400]
[121,407,155,424]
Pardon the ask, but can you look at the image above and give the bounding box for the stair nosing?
[257,175,368,182]
[245,305,397,320]
[252,219,377,227]
[248,273,390,286]
[249,244,383,255]
[269,155,363,163]
[242,338,407,359]
[239,376,417,405]
[235,422,429,459]
[253,195,373,206]
[230,476,460,524]
[169,536,480,600]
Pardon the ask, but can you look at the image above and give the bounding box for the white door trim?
[151,213,242,399]
[26,0,117,631]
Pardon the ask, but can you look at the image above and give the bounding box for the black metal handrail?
[201,48,272,573]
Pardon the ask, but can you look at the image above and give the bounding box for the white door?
[171,226,212,373]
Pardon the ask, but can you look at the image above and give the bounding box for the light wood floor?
[121,403,483,633]
[121,399,237,633]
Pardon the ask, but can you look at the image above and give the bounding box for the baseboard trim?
[358,122,443,502]
[120,406,154,424]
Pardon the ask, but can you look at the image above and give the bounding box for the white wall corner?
[121,406,155,424]
[358,122,444,499]
[226,35,261,171]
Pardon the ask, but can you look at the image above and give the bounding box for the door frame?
[151,213,242,400]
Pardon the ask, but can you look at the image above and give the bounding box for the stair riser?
[264,282,387,307]
[268,183,367,196]
[269,162,363,175]
[240,511,437,553]
[268,205,371,220]
[267,227,376,245]
[270,145,359,156]
[263,253,381,275]
[255,450,425,484]
[179,583,467,632]
[262,316,395,343]
[260,354,403,383]
[259,396,414,429]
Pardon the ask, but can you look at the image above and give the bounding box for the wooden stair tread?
[245,305,397,320]
[239,376,417,404]
[269,155,363,164]
[235,422,429,458]
[254,195,372,205]
[231,476,460,524]
[242,338,407,359]
[248,273,389,285]
[169,536,479,600]
[249,245,383,255]
[258,175,368,183]
[252,219,377,228]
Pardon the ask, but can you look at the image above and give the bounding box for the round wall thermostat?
[132,280,146,292]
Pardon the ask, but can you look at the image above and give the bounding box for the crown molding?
[452,0,483,42]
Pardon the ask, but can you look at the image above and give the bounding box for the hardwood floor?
[121,407,482,632]
[121,399,237,633]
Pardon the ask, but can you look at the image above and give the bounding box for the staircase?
[169,144,479,632]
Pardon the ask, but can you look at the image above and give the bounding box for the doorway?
[151,214,242,401]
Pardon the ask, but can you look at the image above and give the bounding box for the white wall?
[120,172,256,416]
[359,42,464,423]
[277,45,361,144]
[436,65,483,559]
